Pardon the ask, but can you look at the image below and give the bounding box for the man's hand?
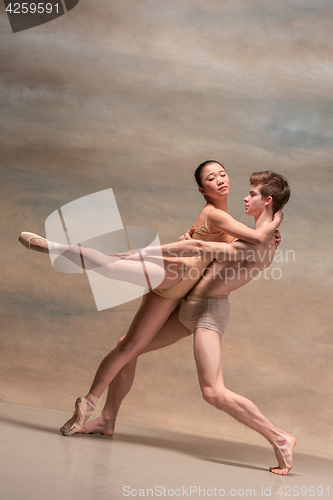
[178,230,193,241]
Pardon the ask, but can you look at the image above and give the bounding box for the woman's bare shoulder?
[206,208,228,224]
[192,204,214,228]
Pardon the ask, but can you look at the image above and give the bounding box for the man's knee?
[202,385,228,409]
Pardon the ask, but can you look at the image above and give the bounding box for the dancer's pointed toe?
[19,232,49,253]
[60,395,98,437]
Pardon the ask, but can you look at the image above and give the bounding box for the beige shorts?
[178,295,230,336]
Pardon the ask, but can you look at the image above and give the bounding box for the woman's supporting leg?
[79,359,138,436]
[193,328,296,475]
[88,293,181,396]
[80,311,192,435]
[60,293,182,435]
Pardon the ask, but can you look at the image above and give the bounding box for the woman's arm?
[207,209,282,244]
[113,238,261,262]
[112,213,282,261]
[112,239,239,261]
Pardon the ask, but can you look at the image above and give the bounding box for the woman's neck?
[205,197,228,212]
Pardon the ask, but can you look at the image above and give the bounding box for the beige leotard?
[152,209,234,299]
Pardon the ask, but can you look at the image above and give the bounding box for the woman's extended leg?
[193,328,296,475]
[60,292,181,435]
[19,232,184,290]
[80,311,192,435]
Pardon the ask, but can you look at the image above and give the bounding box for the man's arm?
[112,227,279,262]
[178,231,192,241]
[159,238,263,262]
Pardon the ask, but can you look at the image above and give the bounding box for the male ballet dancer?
[78,171,295,475]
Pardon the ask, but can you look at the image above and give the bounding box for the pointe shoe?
[60,396,97,437]
[19,232,49,254]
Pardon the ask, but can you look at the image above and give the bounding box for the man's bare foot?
[270,433,296,475]
[78,415,115,436]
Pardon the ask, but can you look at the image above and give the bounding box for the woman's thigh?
[139,310,192,354]
[102,256,185,290]
[118,292,181,355]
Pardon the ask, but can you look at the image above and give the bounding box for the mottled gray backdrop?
[1,0,332,458]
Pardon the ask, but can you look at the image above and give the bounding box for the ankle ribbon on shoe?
[83,398,96,410]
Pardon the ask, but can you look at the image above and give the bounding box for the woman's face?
[199,163,230,199]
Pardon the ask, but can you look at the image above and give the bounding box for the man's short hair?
[250,171,291,214]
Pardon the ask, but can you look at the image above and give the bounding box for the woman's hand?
[274,229,282,248]
[110,250,145,260]
[273,209,284,227]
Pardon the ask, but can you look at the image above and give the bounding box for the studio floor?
[0,401,331,500]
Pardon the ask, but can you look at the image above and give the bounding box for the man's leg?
[80,309,192,435]
[193,328,296,475]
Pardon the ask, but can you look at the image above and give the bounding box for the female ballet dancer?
[19,161,282,435]
[79,171,294,475]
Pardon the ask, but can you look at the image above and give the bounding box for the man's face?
[244,184,267,217]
